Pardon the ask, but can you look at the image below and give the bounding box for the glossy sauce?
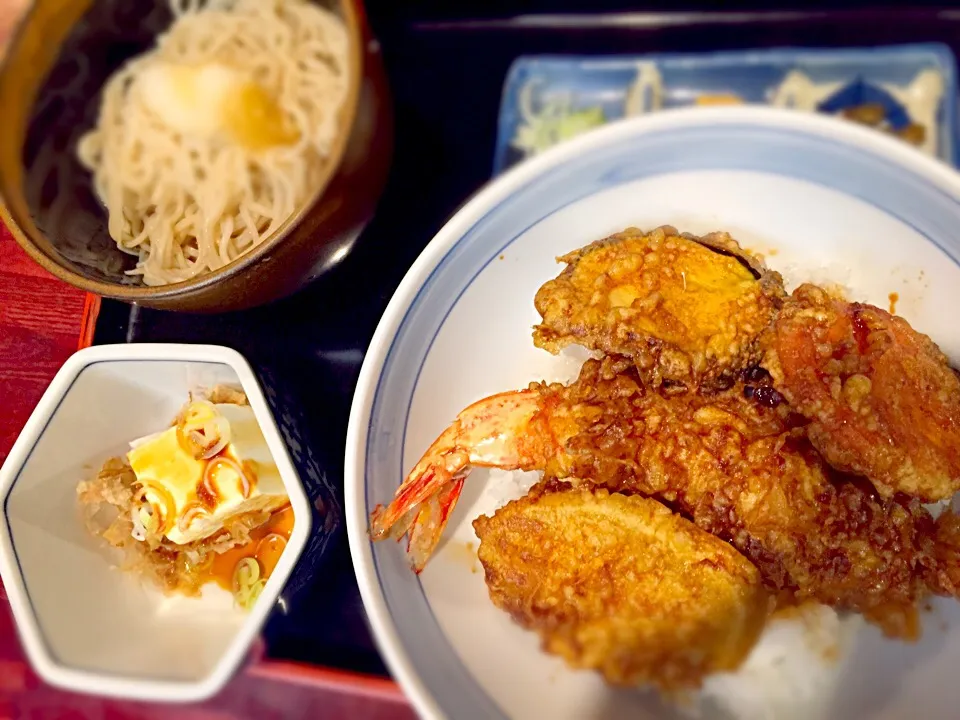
[851,309,870,354]
[888,292,899,314]
[205,505,295,590]
[196,449,256,510]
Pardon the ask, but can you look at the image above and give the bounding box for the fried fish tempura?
[372,357,951,636]
[473,483,769,690]
[532,226,785,390]
[765,284,960,502]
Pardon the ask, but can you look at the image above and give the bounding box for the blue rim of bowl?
[351,107,960,719]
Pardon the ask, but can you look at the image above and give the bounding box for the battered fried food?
[931,510,960,596]
[372,357,951,636]
[532,226,785,391]
[764,283,960,502]
[554,358,946,637]
[473,483,769,690]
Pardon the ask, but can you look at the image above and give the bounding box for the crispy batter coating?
[533,226,785,391]
[764,284,960,502]
[534,357,948,636]
[473,483,769,690]
[932,510,960,597]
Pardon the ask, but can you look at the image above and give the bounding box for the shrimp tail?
[408,477,466,573]
[369,424,464,541]
[369,388,552,571]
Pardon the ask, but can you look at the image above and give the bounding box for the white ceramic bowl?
[346,106,960,720]
[0,343,311,702]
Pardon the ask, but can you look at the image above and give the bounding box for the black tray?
[90,3,960,679]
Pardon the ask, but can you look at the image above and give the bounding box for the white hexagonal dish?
[0,343,311,702]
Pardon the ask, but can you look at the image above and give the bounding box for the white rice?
[684,604,863,720]
[774,260,853,299]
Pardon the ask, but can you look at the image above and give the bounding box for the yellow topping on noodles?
[139,61,298,151]
[222,82,300,150]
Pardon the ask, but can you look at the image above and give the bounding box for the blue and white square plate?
[494,44,958,174]
[347,107,960,719]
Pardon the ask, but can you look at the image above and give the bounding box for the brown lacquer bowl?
[0,0,392,312]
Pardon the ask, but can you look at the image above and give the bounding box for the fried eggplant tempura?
[765,283,960,502]
[372,357,952,636]
[473,483,769,690]
[532,226,785,391]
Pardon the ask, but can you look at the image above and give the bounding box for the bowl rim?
[0,343,313,703]
[0,0,366,299]
[343,104,960,720]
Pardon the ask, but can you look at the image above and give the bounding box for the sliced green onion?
[232,557,261,593]
[512,84,607,157]
[555,106,606,142]
[233,579,266,611]
[138,505,158,534]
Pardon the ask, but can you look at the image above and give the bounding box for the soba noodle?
[76,0,349,286]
